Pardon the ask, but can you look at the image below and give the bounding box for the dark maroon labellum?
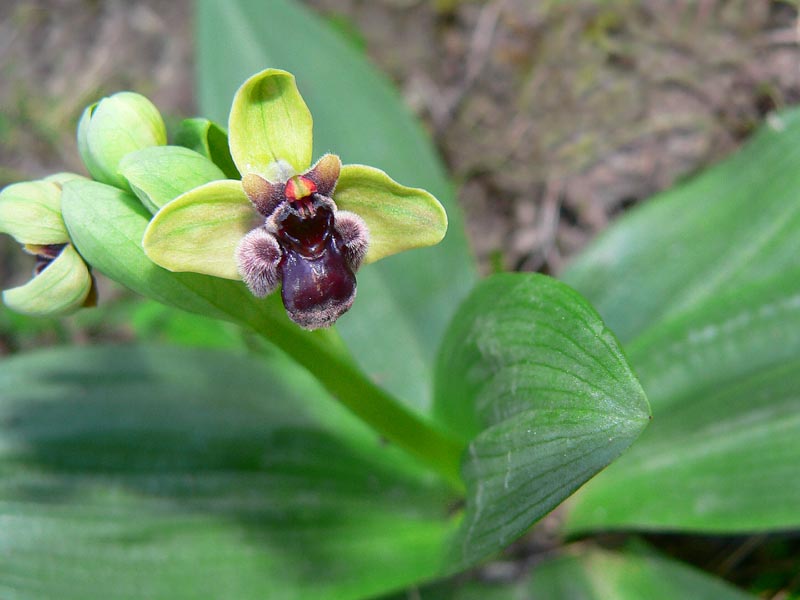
[276,202,356,329]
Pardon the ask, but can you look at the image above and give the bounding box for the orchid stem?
[249,318,466,493]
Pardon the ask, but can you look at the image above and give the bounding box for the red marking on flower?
[284,175,317,201]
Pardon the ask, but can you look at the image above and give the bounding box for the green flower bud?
[77,92,167,190]
[2,244,94,317]
[0,177,95,316]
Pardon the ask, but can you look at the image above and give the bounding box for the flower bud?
[0,177,94,316]
[77,92,167,190]
[0,180,68,245]
[2,244,93,317]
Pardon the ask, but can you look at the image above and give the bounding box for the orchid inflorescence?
[0,69,447,329]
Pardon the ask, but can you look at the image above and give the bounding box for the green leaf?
[228,68,313,178]
[399,545,754,599]
[434,273,650,568]
[565,273,800,532]
[2,243,92,316]
[119,146,226,213]
[0,180,68,244]
[0,344,457,599]
[142,179,259,280]
[335,164,447,264]
[174,117,240,179]
[559,110,800,534]
[197,0,477,413]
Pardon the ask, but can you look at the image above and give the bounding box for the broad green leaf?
[565,274,800,532]
[0,180,68,244]
[434,273,650,568]
[174,118,240,179]
[119,146,226,213]
[395,545,753,599]
[197,0,477,413]
[559,110,800,534]
[626,270,800,412]
[562,109,800,343]
[228,68,313,177]
[0,345,457,599]
[142,180,259,280]
[2,244,92,316]
[335,165,447,265]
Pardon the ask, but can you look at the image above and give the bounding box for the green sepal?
[44,172,88,186]
[174,118,240,179]
[228,68,313,178]
[0,180,69,245]
[142,180,260,280]
[77,92,167,190]
[119,146,226,214]
[2,244,92,316]
[335,164,448,264]
[60,178,327,349]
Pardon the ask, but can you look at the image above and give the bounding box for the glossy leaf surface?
[562,110,800,533]
[0,345,456,599]
[435,273,650,568]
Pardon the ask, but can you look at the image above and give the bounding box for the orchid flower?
[141,69,447,329]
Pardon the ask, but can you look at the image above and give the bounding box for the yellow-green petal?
[228,68,313,179]
[143,180,260,280]
[3,244,92,316]
[334,165,448,264]
[120,146,226,214]
[77,92,167,190]
[0,180,69,244]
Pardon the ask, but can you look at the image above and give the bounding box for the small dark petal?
[334,211,370,271]
[236,227,282,297]
[303,154,341,198]
[242,173,285,217]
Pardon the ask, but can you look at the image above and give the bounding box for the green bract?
[0,178,94,316]
[142,68,447,281]
[77,91,167,190]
